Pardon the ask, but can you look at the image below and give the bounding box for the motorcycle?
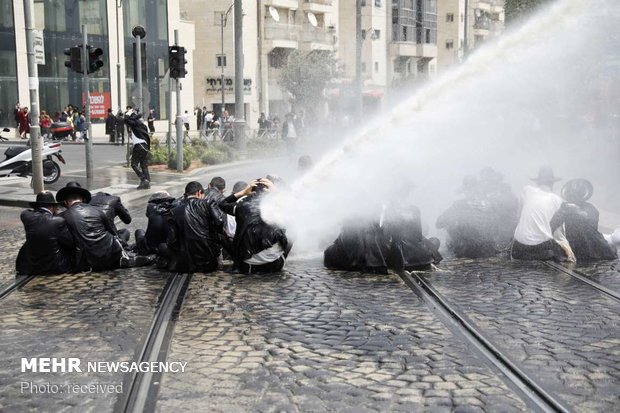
[0,128,66,184]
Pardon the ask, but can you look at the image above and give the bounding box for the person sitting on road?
[383,198,442,272]
[124,111,151,190]
[550,179,617,262]
[221,181,248,261]
[436,176,498,258]
[89,191,132,246]
[166,181,226,273]
[219,178,291,274]
[16,191,75,275]
[135,191,176,257]
[478,167,520,249]
[512,167,575,262]
[57,182,152,271]
[324,215,390,274]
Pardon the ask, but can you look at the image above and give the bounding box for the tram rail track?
[400,270,571,413]
[542,261,620,302]
[118,272,192,413]
[0,275,36,301]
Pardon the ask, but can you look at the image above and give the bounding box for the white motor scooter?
[0,128,65,184]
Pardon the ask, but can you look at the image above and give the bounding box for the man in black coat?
[89,192,132,244]
[135,191,176,256]
[166,181,226,272]
[16,192,75,275]
[219,178,290,274]
[57,182,151,271]
[124,112,151,190]
[105,108,116,143]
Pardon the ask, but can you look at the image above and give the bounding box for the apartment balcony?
[475,0,491,12]
[264,22,300,50]
[301,26,336,51]
[264,0,299,10]
[302,0,333,15]
[389,42,437,59]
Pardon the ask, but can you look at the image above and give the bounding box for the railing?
[264,22,301,42]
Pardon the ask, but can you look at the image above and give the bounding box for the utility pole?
[167,73,172,159]
[116,0,122,144]
[23,0,43,194]
[82,26,94,188]
[233,0,246,156]
[355,0,363,121]
[174,30,183,172]
[463,0,469,59]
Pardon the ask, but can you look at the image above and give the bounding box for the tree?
[278,50,340,116]
[505,0,553,23]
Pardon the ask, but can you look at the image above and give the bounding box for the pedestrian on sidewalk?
[125,111,151,189]
[105,108,116,143]
[18,106,30,139]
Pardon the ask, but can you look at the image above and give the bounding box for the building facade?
[181,0,339,127]
[2,0,194,128]
[436,0,504,72]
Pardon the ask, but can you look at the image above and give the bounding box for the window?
[374,29,380,39]
[446,13,454,22]
[446,40,454,49]
[361,29,366,40]
[375,0,382,6]
[361,0,366,6]
[374,62,379,72]
[216,55,227,67]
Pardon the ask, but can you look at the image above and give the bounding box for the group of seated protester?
[16,176,291,276]
[324,200,443,274]
[435,166,620,264]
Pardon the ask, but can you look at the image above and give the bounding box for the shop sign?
[206,77,252,94]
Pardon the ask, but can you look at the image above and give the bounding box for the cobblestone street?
[1,197,620,412]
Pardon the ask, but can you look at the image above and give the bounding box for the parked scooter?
[0,128,66,184]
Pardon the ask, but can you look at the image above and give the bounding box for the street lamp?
[220,3,234,125]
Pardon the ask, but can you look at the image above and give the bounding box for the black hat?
[148,191,174,204]
[30,191,60,208]
[561,179,593,203]
[56,181,92,203]
[531,166,561,186]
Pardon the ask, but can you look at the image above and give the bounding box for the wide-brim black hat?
[29,191,60,208]
[56,182,92,203]
[531,166,561,185]
[148,191,174,204]
[561,179,593,203]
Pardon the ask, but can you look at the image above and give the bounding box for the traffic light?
[169,45,187,79]
[64,46,82,73]
[87,46,104,74]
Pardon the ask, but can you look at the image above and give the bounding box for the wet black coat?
[124,114,151,149]
[219,193,290,266]
[383,204,442,271]
[551,202,617,262]
[16,208,75,275]
[167,195,225,272]
[89,192,132,231]
[323,218,388,273]
[138,198,175,255]
[436,199,497,258]
[62,202,123,271]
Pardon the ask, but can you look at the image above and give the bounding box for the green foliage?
[200,141,238,165]
[505,0,552,22]
[167,145,194,170]
[278,50,340,111]
[149,146,168,165]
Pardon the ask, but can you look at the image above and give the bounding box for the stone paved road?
[567,260,620,295]
[422,257,620,413]
[0,271,170,412]
[156,261,529,413]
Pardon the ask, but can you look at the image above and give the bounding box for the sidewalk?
[1,134,120,146]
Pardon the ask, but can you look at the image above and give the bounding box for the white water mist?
[263,0,620,253]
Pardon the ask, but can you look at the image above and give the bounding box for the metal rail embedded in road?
[400,270,572,413]
[542,261,620,302]
[0,275,36,301]
[119,272,192,413]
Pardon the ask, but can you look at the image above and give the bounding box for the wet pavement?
[421,258,620,413]
[1,162,620,411]
[156,263,528,413]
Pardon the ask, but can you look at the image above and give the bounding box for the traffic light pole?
[23,0,43,194]
[82,25,94,188]
[233,0,246,157]
[174,30,183,172]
